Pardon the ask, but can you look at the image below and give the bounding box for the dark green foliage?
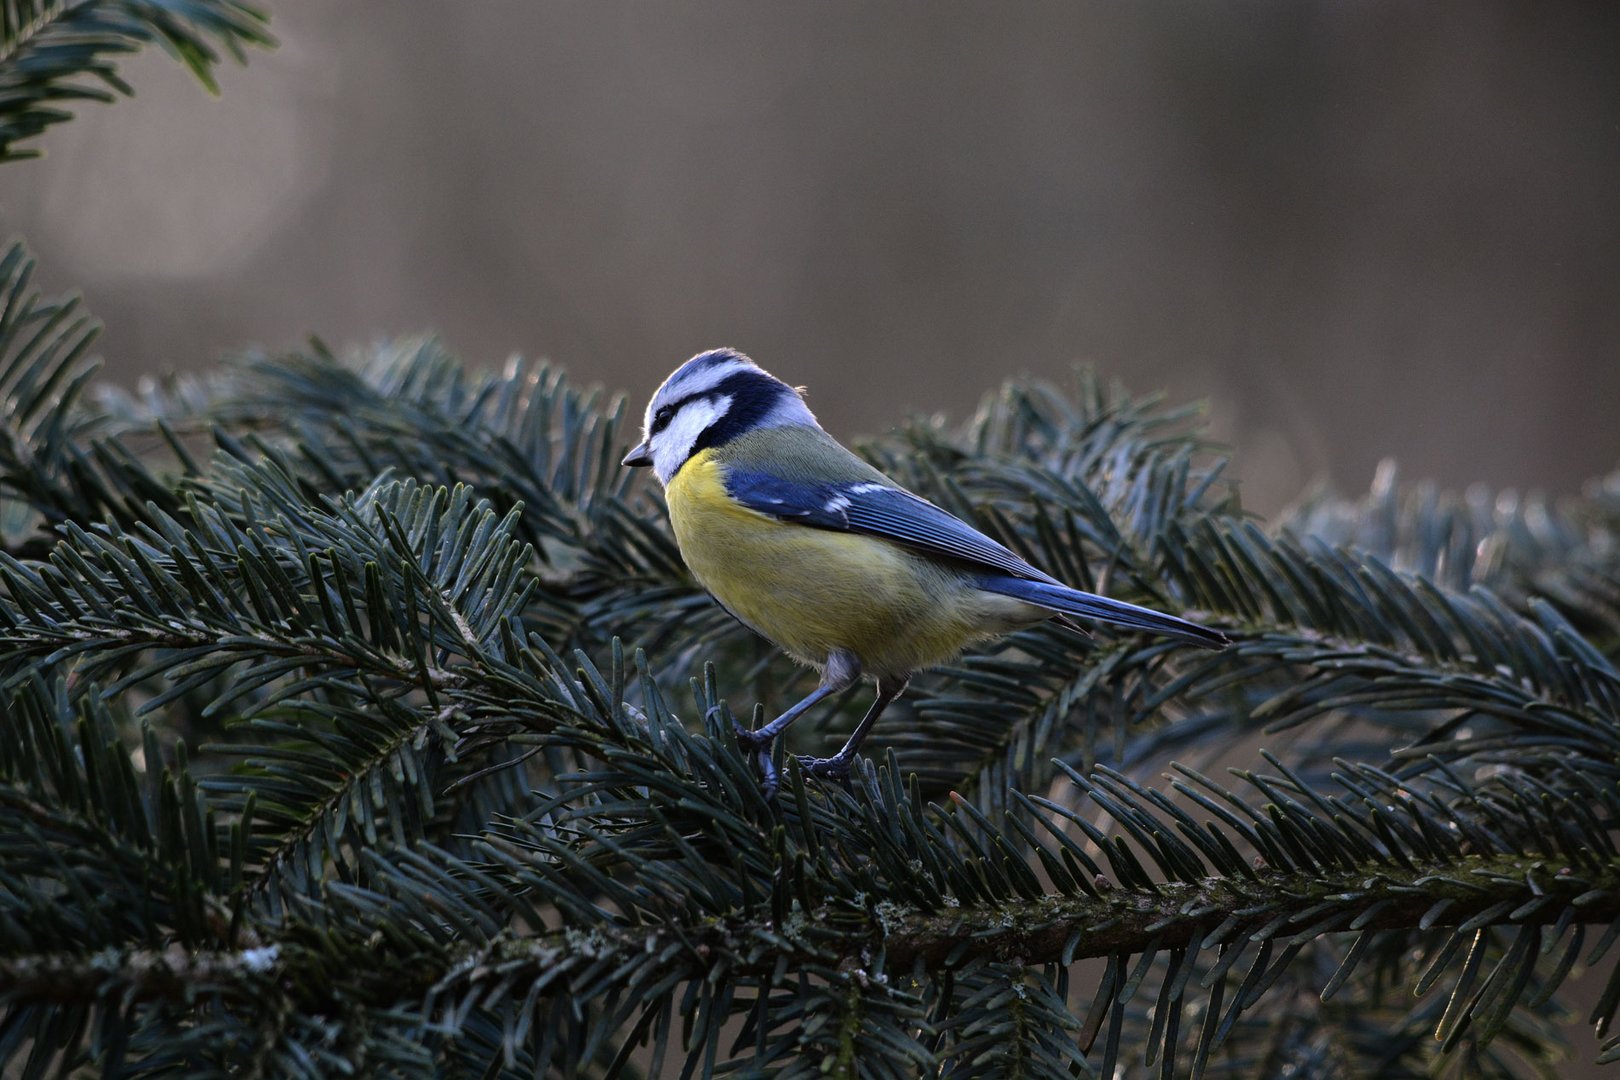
[0,0,272,161]
[3,231,1620,1078]
[1287,459,1620,656]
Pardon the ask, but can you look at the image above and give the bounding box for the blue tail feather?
[979,575,1228,649]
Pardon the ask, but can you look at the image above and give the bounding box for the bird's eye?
[651,405,675,434]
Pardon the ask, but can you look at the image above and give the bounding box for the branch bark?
[7,852,1614,1011]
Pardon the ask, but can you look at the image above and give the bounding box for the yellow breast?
[664,450,1038,679]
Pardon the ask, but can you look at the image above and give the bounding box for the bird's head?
[622,348,818,483]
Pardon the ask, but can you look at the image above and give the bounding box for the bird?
[622,348,1228,795]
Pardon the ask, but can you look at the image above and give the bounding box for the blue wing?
[724,466,1229,649]
[724,468,1062,585]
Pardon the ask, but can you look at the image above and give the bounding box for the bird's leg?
[798,676,909,785]
[735,650,861,747]
[735,650,861,797]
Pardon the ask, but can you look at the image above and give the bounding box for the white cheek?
[652,396,730,483]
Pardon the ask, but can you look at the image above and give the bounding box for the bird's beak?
[622,441,653,468]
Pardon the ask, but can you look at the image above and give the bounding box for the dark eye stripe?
[690,371,798,455]
[647,369,791,452]
[650,391,709,434]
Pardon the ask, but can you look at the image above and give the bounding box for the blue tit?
[622,348,1227,793]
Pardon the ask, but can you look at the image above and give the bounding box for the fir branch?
[0,239,105,549]
[5,739,1615,1074]
[0,678,242,960]
[1166,520,1620,767]
[865,375,1241,807]
[0,470,531,691]
[0,943,281,1004]
[0,469,548,902]
[7,319,1620,1074]
[114,340,734,657]
[0,0,272,161]
[1287,459,1620,655]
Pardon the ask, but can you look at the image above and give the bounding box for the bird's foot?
[796,754,855,787]
[733,725,781,800]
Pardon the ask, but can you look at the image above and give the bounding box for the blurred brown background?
[1,2,1617,515]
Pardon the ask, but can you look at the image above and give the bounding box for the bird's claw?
[796,754,854,787]
[734,725,781,800]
